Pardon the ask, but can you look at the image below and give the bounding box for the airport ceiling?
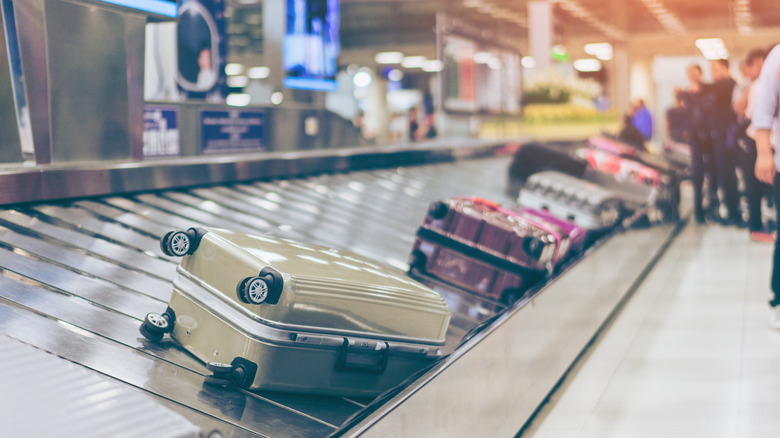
[226,0,780,61]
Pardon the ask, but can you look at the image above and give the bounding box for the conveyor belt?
[0,156,521,437]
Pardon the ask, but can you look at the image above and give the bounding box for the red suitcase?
[409,197,557,304]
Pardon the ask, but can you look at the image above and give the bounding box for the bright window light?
[474,52,494,64]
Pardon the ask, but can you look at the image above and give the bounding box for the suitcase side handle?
[335,339,389,374]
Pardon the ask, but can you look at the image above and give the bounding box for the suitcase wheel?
[160,228,206,257]
[408,250,427,272]
[237,276,270,304]
[237,267,284,305]
[139,312,173,342]
[428,200,449,220]
[500,289,523,306]
[205,358,257,389]
[522,237,544,260]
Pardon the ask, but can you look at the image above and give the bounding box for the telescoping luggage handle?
[336,338,389,374]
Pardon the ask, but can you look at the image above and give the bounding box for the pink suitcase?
[409,197,558,304]
[514,206,587,261]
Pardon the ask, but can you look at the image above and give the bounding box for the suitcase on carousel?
[577,147,680,222]
[663,140,692,171]
[517,171,625,231]
[409,197,557,304]
[140,227,451,397]
[506,141,588,197]
[515,206,588,260]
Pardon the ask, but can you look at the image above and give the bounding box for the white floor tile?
[522,220,779,437]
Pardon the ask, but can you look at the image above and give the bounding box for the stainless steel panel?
[0,139,513,206]
[11,0,150,164]
[9,0,49,163]
[46,0,133,162]
[1,334,201,438]
[0,1,22,163]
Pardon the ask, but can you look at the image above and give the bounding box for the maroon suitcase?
[409,197,557,304]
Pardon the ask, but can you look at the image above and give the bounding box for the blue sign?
[143,106,180,158]
[201,109,264,153]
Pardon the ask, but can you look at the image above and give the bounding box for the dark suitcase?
[140,227,451,397]
[506,141,588,197]
[410,197,557,304]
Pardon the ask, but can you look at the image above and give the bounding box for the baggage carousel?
[0,141,684,437]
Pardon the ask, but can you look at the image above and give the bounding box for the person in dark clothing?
[666,88,690,143]
[680,64,719,223]
[707,58,742,226]
[408,107,420,142]
[735,48,772,240]
[618,113,646,150]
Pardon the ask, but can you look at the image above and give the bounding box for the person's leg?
[690,140,706,222]
[702,139,720,218]
[741,137,764,232]
[769,172,780,328]
[714,134,741,223]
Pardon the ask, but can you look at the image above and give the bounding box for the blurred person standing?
[751,44,780,328]
[666,88,690,144]
[408,106,420,142]
[708,58,742,226]
[681,64,718,223]
[631,99,653,141]
[737,48,772,241]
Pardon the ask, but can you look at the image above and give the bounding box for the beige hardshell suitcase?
[140,227,450,397]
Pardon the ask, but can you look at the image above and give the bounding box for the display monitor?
[283,0,340,92]
[94,0,178,18]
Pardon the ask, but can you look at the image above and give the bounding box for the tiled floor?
[521,221,780,438]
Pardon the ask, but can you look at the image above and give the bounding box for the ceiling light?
[573,59,602,72]
[247,66,270,79]
[225,63,244,76]
[353,71,372,87]
[401,56,427,68]
[695,37,725,50]
[375,51,404,64]
[584,42,613,61]
[387,68,404,81]
[422,60,444,72]
[226,93,251,107]
[227,76,249,88]
[521,56,535,69]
